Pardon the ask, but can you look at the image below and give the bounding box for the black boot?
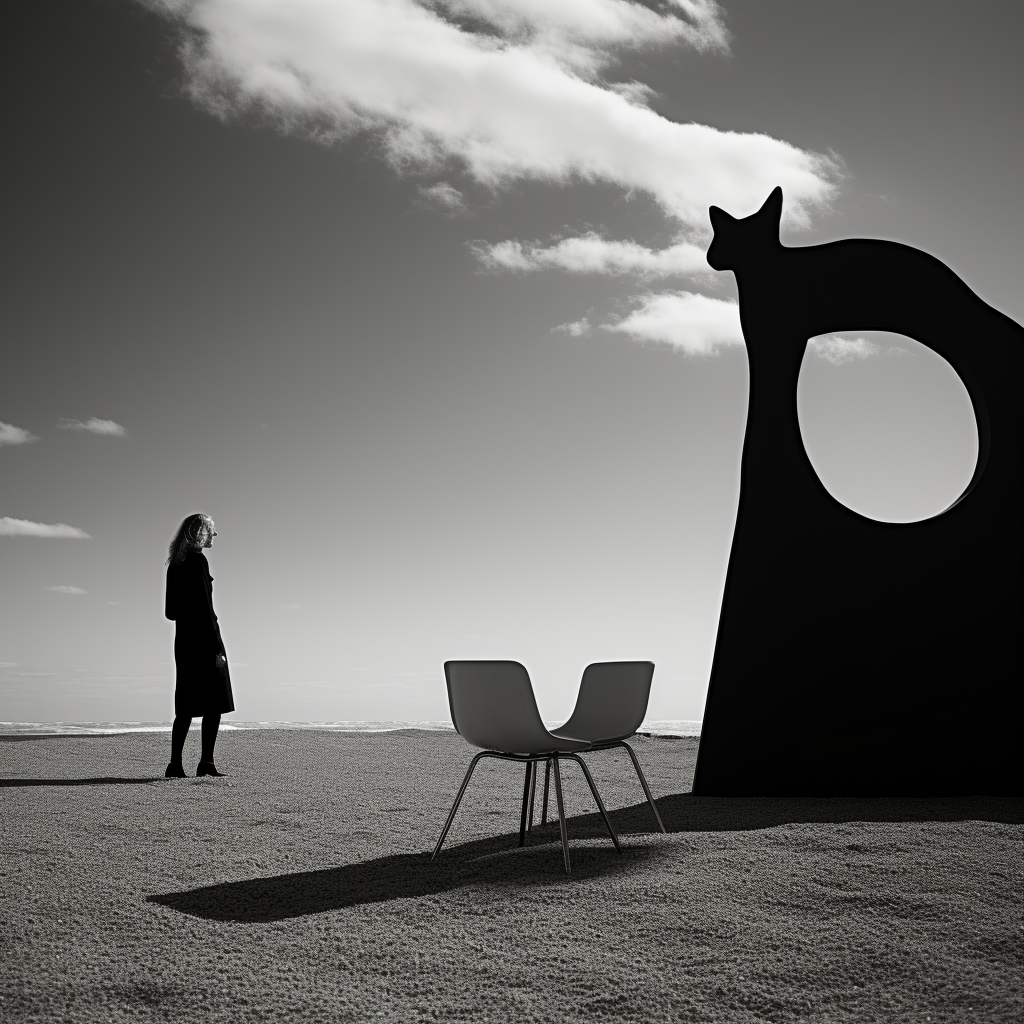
[196,761,225,777]
[165,762,187,778]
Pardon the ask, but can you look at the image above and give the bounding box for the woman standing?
[164,513,234,778]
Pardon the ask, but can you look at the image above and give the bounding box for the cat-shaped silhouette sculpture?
[693,187,1022,796]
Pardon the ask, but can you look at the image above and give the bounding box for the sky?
[2,0,1020,725]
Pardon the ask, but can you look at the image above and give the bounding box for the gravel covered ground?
[1,729,1021,1023]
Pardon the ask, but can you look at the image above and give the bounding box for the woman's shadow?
[148,792,1023,922]
[1,777,164,787]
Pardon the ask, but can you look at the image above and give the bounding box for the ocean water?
[0,720,701,737]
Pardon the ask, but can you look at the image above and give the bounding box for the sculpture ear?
[709,205,734,232]
[757,187,783,234]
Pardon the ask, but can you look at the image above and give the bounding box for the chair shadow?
[149,823,651,923]
[0,777,165,787]
[147,791,1022,923]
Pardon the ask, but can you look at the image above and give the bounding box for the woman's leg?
[170,714,192,765]
[200,713,221,765]
[166,714,192,776]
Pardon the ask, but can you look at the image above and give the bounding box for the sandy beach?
[1,729,1021,1023]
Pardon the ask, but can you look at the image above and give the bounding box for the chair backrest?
[556,661,655,744]
[445,661,568,754]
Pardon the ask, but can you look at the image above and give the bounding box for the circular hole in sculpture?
[796,331,979,523]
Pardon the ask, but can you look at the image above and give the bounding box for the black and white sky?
[2,0,1020,723]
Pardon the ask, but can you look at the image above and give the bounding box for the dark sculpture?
[693,188,1022,796]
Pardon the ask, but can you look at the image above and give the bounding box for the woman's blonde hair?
[166,513,213,566]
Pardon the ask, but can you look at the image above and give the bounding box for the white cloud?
[279,603,301,609]
[433,0,729,55]
[475,234,709,276]
[145,0,837,233]
[0,421,38,446]
[807,335,881,365]
[603,291,743,355]
[552,317,591,337]
[47,585,88,595]
[0,518,92,538]
[57,417,128,436]
[419,181,468,212]
[0,662,20,669]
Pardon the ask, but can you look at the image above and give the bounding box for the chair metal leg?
[527,759,538,831]
[617,741,667,833]
[567,754,621,853]
[432,748,630,873]
[519,761,534,846]
[551,756,571,874]
[431,752,485,861]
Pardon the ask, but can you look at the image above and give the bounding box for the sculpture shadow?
[651,792,1024,831]
[0,777,164,787]
[147,792,1022,922]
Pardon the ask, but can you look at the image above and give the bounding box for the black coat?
[165,550,234,716]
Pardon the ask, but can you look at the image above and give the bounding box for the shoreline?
[0,719,705,737]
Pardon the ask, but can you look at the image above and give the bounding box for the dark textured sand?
[1,729,1021,1023]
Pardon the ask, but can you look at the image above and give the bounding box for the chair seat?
[551,730,628,746]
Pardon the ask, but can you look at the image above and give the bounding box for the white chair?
[545,661,666,833]
[432,660,621,874]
